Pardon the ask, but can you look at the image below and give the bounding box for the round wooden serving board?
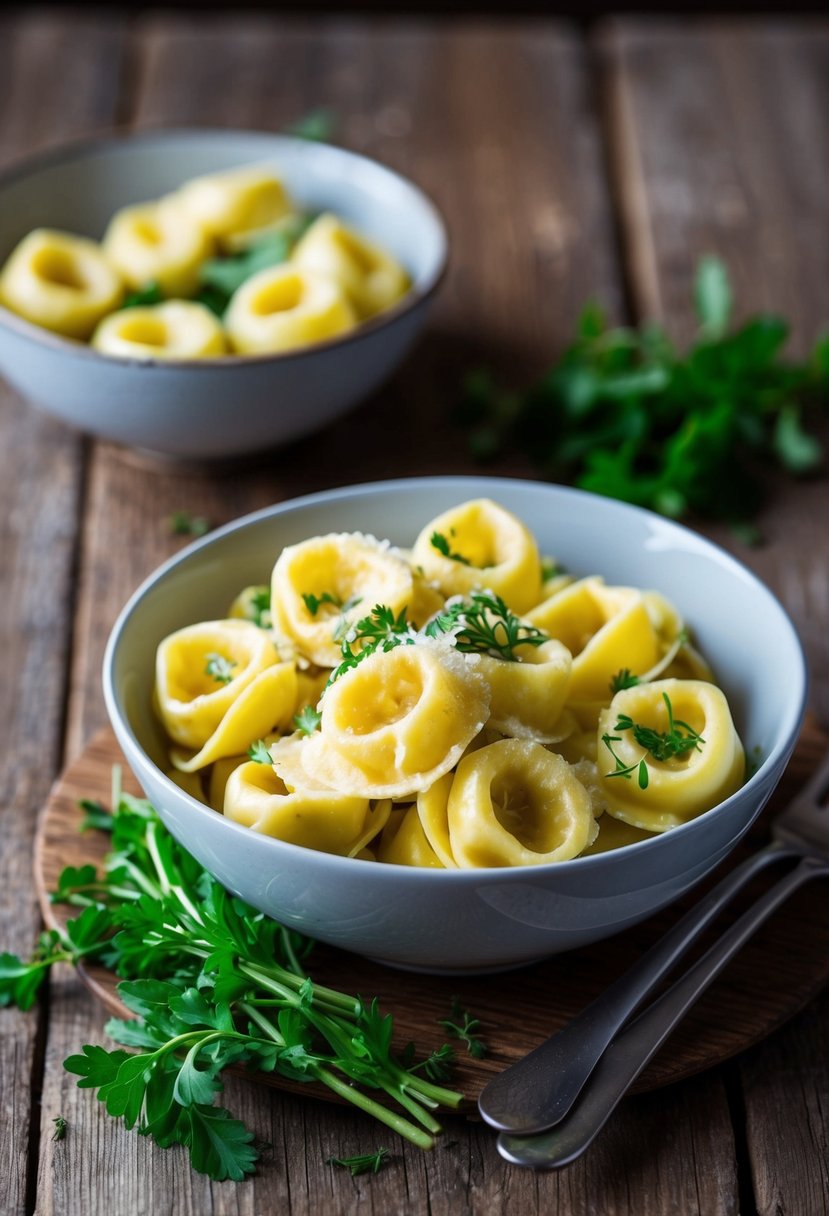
[35,724,829,1114]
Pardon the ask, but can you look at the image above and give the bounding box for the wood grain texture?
[0,12,127,1216]
[602,20,829,1216]
[47,15,708,1216]
[35,724,829,1107]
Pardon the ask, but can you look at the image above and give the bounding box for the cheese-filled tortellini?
[155,620,297,770]
[447,739,597,867]
[377,805,445,868]
[0,229,124,339]
[151,498,747,870]
[291,213,409,319]
[272,639,489,798]
[412,499,542,613]
[475,637,572,742]
[92,300,225,360]
[271,532,420,668]
[597,679,745,831]
[102,198,213,297]
[527,577,662,704]
[224,760,386,856]
[175,166,294,250]
[224,264,355,355]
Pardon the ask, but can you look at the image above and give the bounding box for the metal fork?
[479,750,829,1148]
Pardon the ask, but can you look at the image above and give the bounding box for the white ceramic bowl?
[0,130,447,458]
[103,476,807,973]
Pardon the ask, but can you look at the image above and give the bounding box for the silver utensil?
[497,849,829,1169]
[479,750,829,1139]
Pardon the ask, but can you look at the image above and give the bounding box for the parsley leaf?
[460,258,828,530]
[426,590,547,661]
[52,1115,68,1142]
[439,999,487,1059]
[293,706,322,736]
[327,1148,390,1176]
[302,591,342,616]
[610,668,640,693]
[121,281,164,310]
[204,653,236,685]
[196,216,315,315]
[2,782,464,1178]
[328,604,416,686]
[247,740,273,764]
[430,531,471,565]
[287,108,337,143]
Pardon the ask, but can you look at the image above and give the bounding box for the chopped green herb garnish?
[439,998,487,1059]
[327,1148,390,1177]
[332,596,364,642]
[2,783,463,1180]
[197,216,316,315]
[430,531,472,565]
[247,740,272,765]
[602,691,705,789]
[246,588,272,629]
[204,653,236,685]
[121,281,163,309]
[51,1116,68,1142]
[610,668,640,694]
[328,605,416,686]
[426,590,547,662]
[459,257,829,531]
[540,557,564,581]
[169,512,211,538]
[302,591,342,617]
[293,705,322,736]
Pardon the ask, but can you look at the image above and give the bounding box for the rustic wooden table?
[2,10,828,1215]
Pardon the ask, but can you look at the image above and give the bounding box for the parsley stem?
[313,1065,437,1151]
[239,960,360,1017]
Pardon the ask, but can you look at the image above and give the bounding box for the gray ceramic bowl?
[0,130,447,458]
[103,477,807,973]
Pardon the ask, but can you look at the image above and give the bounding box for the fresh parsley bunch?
[461,258,828,530]
[0,785,463,1180]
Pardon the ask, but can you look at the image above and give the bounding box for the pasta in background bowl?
[104,477,807,973]
[0,130,446,457]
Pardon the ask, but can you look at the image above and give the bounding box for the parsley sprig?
[460,258,829,530]
[602,691,705,790]
[430,531,472,565]
[438,999,487,1060]
[302,590,343,616]
[327,605,416,687]
[327,1147,390,1176]
[204,653,236,685]
[426,590,547,662]
[1,785,462,1179]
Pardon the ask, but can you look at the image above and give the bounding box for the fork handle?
[479,839,796,1134]
[497,854,829,1170]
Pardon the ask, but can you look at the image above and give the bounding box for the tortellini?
[292,213,410,319]
[151,499,746,869]
[411,499,541,613]
[224,265,356,355]
[0,229,123,339]
[102,198,213,297]
[270,639,489,798]
[0,166,410,357]
[92,300,225,359]
[597,679,745,831]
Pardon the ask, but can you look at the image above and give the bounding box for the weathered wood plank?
[0,12,127,1216]
[34,14,733,1216]
[603,20,829,1216]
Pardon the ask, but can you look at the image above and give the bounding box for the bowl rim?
[0,126,449,369]
[103,474,808,884]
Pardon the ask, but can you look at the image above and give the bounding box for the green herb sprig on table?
[438,998,487,1060]
[327,1147,390,1177]
[0,784,462,1180]
[460,258,829,530]
[425,590,547,662]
